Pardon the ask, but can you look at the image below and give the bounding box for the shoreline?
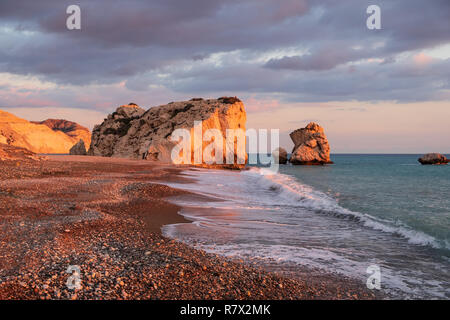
[0,155,380,299]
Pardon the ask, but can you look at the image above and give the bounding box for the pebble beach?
[0,156,379,300]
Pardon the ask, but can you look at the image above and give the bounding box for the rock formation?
[32,119,91,147]
[69,139,88,155]
[418,153,449,165]
[272,147,288,164]
[0,143,42,161]
[0,110,90,154]
[289,122,332,165]
[88,98,247,166]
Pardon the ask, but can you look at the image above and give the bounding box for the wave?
[244,167,447,250]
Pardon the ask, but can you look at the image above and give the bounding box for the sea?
[162,154,450,299]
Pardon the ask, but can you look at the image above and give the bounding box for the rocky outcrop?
[0,110,90,154]
[289,122,332,165]
[272,147,288,164]
[87,103,146,158]
[88,98,247,166]
[0,143,42,161]
[418,153,449,165]
[69,139,87,155]
[32,119,91,147]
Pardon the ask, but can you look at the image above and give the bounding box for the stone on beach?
[418,153,449,165]
[289,122,332,165]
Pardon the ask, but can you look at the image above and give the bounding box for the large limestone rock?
[69,139,87,155]
[32,119,91,147]
[0,110,90,154]
[272,147,288,164]
[418,153,449,165]
[289,122,332,165]
[88,98,247,166]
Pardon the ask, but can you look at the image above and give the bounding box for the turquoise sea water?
[163,154,450,299]
[281,154,450,252]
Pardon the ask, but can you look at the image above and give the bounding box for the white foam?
[244,168,446,250]
[166,167,446,250]
[187,242,449,299]
[162,167,450,299]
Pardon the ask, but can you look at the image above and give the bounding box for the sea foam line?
[244,167,447,250]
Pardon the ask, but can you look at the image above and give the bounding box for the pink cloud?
[413,53,434,66]
[244,97,280,113]
[0,87,59,108]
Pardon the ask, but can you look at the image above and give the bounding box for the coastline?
[0,156,380,299]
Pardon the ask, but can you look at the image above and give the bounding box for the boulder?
[418,153,449,165]
[88,98,247,166]
[69,139,87,155]
[289,122,332,165]
[272,147,288,164]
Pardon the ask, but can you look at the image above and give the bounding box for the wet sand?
[0,155,380,299]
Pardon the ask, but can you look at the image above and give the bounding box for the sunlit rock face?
[0,110,89,154]
[418,153,449,165]
[32,119,91,148]
[88,98,247,167]
[289,122,333,165]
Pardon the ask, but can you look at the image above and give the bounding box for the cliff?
[31,119,91,147]
[88,98,247,166]
[0,110,90,154]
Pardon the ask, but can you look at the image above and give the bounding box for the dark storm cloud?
[0,0,310,49]
[0,0,449,103]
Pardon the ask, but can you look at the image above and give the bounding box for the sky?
[0,0,449,153]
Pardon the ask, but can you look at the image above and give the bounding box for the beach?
[0,156,378,300]
[163,156,449,299]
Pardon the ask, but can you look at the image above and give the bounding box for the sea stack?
[418,153,449,165]
[88,98,246,166]
[69,139,88,155]
[289,122,332,165]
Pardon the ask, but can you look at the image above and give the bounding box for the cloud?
[413,53,434,66]
[163,53,450,102]
[245,97,280,113]
[0,0,448,109]
[264,46,369,71]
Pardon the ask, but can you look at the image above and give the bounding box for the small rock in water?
[418,153,449,165]
[272,147,288,164]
